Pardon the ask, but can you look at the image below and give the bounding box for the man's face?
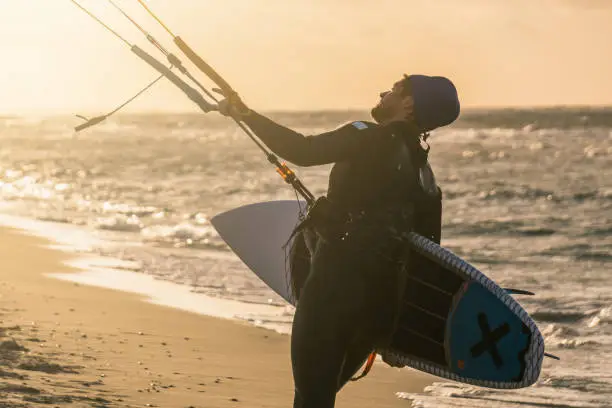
[371,78,414,125]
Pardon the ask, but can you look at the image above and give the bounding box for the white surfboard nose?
[211,200,307,304]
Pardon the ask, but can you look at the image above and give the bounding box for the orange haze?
[0,0,610,114]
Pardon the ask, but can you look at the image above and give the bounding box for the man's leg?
[291,238,362,408]
[291,289,348,408]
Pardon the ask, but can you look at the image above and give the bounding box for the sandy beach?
[0,225,433,407]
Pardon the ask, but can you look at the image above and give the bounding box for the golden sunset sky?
[0,0,610,114]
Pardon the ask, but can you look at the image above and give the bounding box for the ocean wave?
[397,376,612,408]
[515,227,558,236]
[140,222,225,249]
[396,381,610,408]
[587,307,612,329]
[580,226,612,237]
[93,214,144,232]
[541,323,581,337]
[541,375,612,394]
[444,186,612,204]
[477,187,556,201]
[532,312,593,324]
[575,252,612,262]
[541,324,600,349]
[98,202,159,217]
[444,218,559,238]
[455,107,612,130]
[445,219,524,234]
[567,190,612,203]
[537,243,612,263]
[35,215,73,224]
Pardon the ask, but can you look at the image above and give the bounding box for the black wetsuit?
[242,112,442,408]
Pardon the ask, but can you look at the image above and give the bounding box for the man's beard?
[371,103,392,124]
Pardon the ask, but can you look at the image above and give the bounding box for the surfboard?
[211,200,545,389]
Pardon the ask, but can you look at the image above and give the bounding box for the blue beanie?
[407,75,460,132]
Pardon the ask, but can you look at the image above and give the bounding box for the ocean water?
[1,107,611,407]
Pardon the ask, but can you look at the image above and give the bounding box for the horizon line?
[2,103,612,118]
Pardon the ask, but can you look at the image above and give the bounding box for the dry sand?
[0,226,433,407]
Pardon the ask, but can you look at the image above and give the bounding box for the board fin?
[544,352,560,361]
[504,288,535,296]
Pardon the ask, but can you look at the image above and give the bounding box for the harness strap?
[350,352,377,382]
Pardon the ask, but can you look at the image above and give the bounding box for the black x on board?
[470,313,511,369]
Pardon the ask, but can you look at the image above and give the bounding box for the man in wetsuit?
[217,74,460,408]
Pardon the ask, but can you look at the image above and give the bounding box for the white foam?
[140,222,216,242]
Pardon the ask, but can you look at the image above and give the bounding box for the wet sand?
[0,226,433,407]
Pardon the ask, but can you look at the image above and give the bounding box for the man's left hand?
[213,88,251,119]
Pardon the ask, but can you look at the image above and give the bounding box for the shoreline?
[0,212,293,333]
[0,221,433,407]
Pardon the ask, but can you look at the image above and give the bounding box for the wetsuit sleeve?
[241,111,385,166]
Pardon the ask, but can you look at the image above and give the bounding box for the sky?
[0,0,611,114]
